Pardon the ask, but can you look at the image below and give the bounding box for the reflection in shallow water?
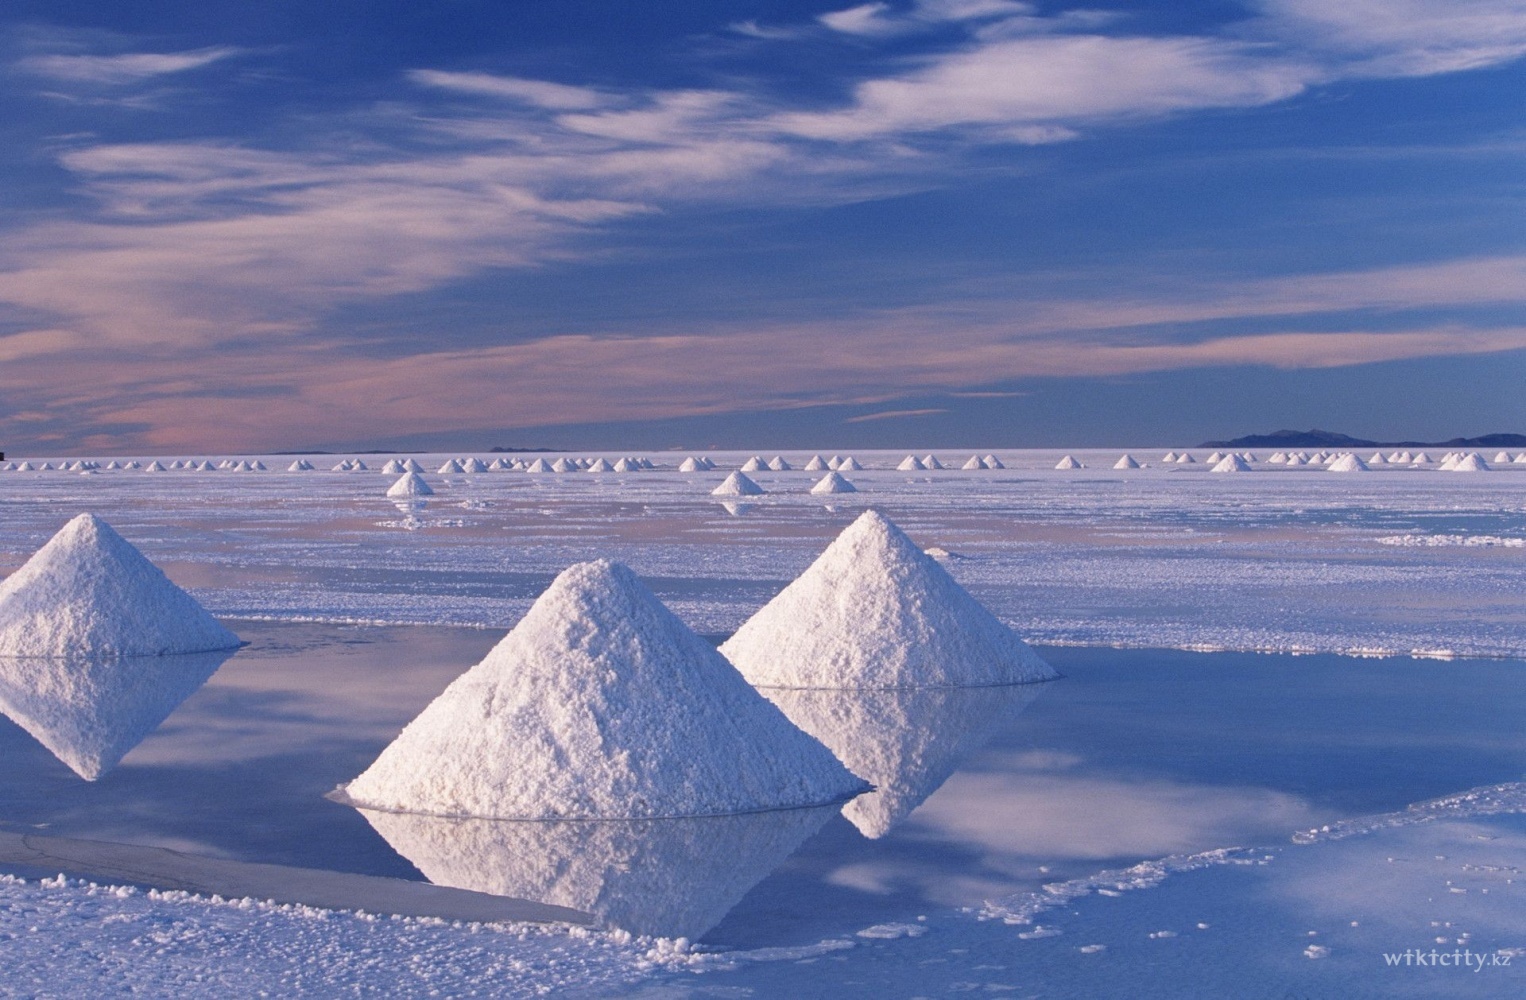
[763,683,1045,838]
[356,803,841,939]
[0,650,235,780]
[718,501,755,516]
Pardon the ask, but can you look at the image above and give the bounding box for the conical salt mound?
[1212,454,1251,473]
[720,511,1057,689]
[387,472,434,497]
[810,471,857,495]
[1327,454,1369,473]
[897,456,924,471]
[1113,454,1140,469]
[1452,452,1490,472]
[1054,455,1081,470]
[712,471,764,496]
[0,514,240,658]
[838,456,862,471]
[340,561,867,819]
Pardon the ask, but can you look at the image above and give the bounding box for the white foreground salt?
[720,510,1056,688]
[712,471,765,496]
[810,471,857,494]
[386,472,434,498]
[341,560,867,819]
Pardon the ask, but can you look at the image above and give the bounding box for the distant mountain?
[1201,429,1526,448]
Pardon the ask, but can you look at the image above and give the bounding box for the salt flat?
[0,449,1523,997]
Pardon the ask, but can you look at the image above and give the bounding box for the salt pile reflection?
[355,803,841,939]
[0,649,235,780]
[763,683,1045,838]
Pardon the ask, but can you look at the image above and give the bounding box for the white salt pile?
[1368,452,1386,464]
[838,456,863,471]
[1452,452,1490,472]
[1413,451,1432,463]
[0,649,231,780]
[611,458,638,473]
[804,455,827,471]
[810,471,857,494]
[288,460,308,473]
[339,560,867,819]
[677,457,702,472]
[387,472,434,497]
[524,458,552,473]
[1327,454,1369,472]
[1054,455,1082,470]
[1515,453,1526,464]
[1175,453,1195,463]
[437,459,465,475]
[1113,454,1140,470]
[351,460,368,471]
[587,458,614,473]
[1269,453,1290,463]
[826,455,843,469]
[196,460,215,472]
[1206,452,1223,464]
[720,510,1057,688]
[463,458,488,473]
[961,455,982,470]
[1495,451,1512,463]
[768,456,790,471]
[547,458,572,473]
[0,514,240,658]
[381,459,404,474]
[712,471,765,496]
[1438,454,1460,470]
[144,461,166,472]
[740,456,766,472]
[251,460,268,471]
[1212,454,1251,473]
[1162,451,1178,462]
[897,456,924,471]
[402,458,424,473]
[982,454,1003,469]
[922,455,943,470]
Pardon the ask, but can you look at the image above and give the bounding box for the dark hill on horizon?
[1201,429,1526,449]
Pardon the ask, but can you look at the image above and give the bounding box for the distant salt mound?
[720,511,1056,689]
[588,458,614,473]
[550,458,575,473]
[612,458,638,473]
[525,458,552,473]
[462,458,488,473]
[1113,454,1140,470]
[922,455,943,470]
[0,648,232,780]
[0,514,240,659]
[387,472,434,497]
[399,458,423,473]
[762,685,1041,839]
[826,455,843,469]
[144,460,166,472]
[1162,451,1178,462]
[196,461,215,472]
[437,459,464,475]
[804,455,828,472]
[1207,452,1223,464]
[712,471,765,496]
[381,459,404,474]
[768,456,791,471]
[1327,454,1369,473]
[811,471,857,495]
[1054,455,1082,470]
[1212,454,1251,473]
[1452,452,1490,472]
[1268,452,1287,463]
[1176,453,1195,464]
[340,560,866,819]
[982,454,1004,469]
[1515,453,1526,464]
[740,456,766,472]
[1368,452,1386,465]
[838,456,863,471]
[961,455,982,470]
[897,456,924,471]
[677,457,702,472]
[1412,452,1432,464]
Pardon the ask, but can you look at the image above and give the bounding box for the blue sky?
[2,1,1524,452]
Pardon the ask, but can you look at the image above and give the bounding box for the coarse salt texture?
[720,510,1057,689]
[386,472,434,497]
[0,514,240,659]
[341,560,867,819]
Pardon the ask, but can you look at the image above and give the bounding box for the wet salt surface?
[1,450,1525,659]
[1,622,1522,954]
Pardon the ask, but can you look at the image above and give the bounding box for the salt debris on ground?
[810,472,857,495]
[340,560,867,819]
[1327,454,1369,473]
[386,472,434,498]
[1054,455,1082,470]
[0,514,240,659]
[720,510,1057,688]
[1212,455,1251,473]
[712,471,765,496]
[1114,454,1141,469]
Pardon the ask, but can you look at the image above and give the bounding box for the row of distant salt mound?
[0,510,1054,824]
[1051,448,1520,473]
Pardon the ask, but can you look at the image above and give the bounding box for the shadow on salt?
[352,803,842,940]
[0,649,236,781]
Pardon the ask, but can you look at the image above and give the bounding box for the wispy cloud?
[845,408,951,422]
[17,46,242,85]
[407,69,610,110]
